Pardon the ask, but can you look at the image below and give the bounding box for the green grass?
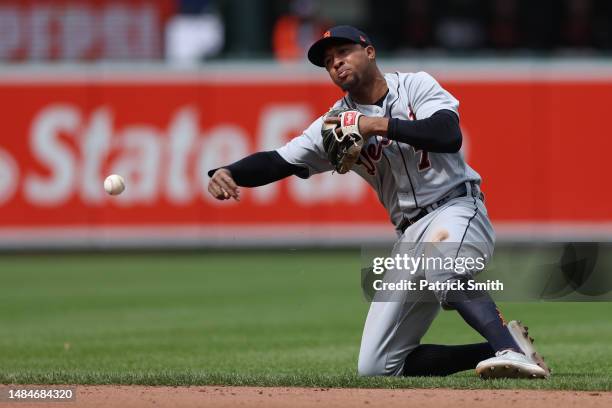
[0,250,610,390]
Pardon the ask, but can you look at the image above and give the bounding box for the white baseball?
[104,174,126,196]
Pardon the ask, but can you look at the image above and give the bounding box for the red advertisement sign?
[0,69,610,245]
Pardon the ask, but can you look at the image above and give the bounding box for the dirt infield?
[1,386,611,408]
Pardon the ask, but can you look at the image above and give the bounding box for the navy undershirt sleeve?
[207,151,308,187]
[386,109,462,153]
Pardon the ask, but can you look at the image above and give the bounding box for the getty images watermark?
[369,252,503,294]
[362,242,500,302]
[361,242,612,302]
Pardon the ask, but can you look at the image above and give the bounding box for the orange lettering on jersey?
[358,137,392,175]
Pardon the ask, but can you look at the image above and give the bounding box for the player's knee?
[358,357,390,377]
[358,355,405,376]
[358,359,380,377]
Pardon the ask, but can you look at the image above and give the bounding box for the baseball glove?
[321,107,364,174]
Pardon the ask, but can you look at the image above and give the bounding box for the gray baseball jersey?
[278,71,495,377]
[277,71,482,231]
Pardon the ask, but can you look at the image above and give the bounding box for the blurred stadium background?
[0,0,611,248]
[0,0,611,390]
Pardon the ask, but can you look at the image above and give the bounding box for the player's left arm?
[324,109,462,153]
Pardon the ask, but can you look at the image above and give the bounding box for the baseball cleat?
[476,349,547,379]
[507,320,551,378]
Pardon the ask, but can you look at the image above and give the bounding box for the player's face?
[323,43,371,91]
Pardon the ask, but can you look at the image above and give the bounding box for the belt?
[398,181,484,234]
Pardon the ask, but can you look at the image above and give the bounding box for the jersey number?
[415,149,431,171]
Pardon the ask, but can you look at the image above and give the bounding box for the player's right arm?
[207,152,307,201]
[207,115,333,201]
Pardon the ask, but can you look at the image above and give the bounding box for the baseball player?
[208,26,550,379]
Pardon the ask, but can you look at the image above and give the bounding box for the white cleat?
[476,349,548,379]
[507,320,551,378]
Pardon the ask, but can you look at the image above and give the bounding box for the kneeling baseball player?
[208,26,550,379]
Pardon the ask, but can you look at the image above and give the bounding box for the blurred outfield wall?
[0,60,611,248]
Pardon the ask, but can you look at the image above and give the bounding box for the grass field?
[0,249,610,390]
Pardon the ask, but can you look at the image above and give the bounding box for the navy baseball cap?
[307,25,373,67]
